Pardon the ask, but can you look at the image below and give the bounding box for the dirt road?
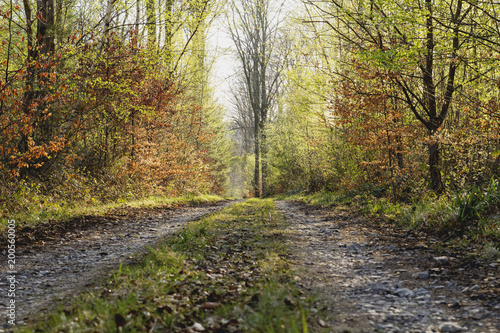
[1,199,499,332]
[0,201,235,328]
[278,200,500,333]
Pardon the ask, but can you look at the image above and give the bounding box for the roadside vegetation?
[19,199,327,333]
[0,180,225,230]
[280,180,500,259]
[0,0,232,234]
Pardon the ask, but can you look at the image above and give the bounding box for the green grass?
[0,193,226,230]
[279,186,500,259]
[18,199,325,333]
[275,191,342,208]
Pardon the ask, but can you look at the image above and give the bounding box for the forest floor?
[1,199,499,332]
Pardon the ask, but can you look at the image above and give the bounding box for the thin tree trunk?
[260,29,268,196]
[133,0,140,46]
[260,121,268,196]
[428,140,443,193]
[254,116,261,198]
[37,0,55,54]
[55,0,63,47]
[19,0,34,156]
[165,0,174,67]
[104,0,114,36]
[146,0,156,47]
[422,0,443,193]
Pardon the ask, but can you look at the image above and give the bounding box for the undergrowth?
[0,173,225,230]
[283,179,500,259]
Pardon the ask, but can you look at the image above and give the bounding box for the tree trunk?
[228,0,281,197]
[37,0,55,54]
[260,34,268,196]
[55,0,63,47]
[260,121,268,196]
[146,0,156,47]
[104,0,114,36]
[22,0,35,61]
[133,0,140,46]
[19,0,34,157]
[37,0,55,146]
[165,0,174,66]
[429,138,443,193]
[254,117,261,198]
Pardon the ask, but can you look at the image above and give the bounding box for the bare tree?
[230,79,255,155]
[228,0,283,197]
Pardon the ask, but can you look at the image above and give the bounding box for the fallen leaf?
[157,305,173,314]
[200,302,221,310]
[248,294,259,306]
[191,322,206,332]
[114,313,126,328]
[284,296,296,307]
[221,318,239,326]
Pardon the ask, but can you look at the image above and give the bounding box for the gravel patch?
[0,201,235,329]
[277,200,500,333]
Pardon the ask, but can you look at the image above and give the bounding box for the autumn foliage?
[326,57,500,197]
[0,6,225,209]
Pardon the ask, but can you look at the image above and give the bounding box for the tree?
[230,79,255,156]
[16,0,57,172]
[228,0,283,197]
[145,0,156,46]
[0,0,231,199]
[302,0,499,193]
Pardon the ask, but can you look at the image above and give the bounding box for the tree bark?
[428,139,443,193]
[55,0,63,47]
[146,0,156,47]
[165,0,174,67]
[104,0,115,36]
[37,0,55,54]
[254,114,262,197]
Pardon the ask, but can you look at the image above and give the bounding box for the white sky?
[207,0,302,113]
[207,19,237,112]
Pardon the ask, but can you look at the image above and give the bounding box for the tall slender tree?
[146,0,157,46]
[228,0,283,197]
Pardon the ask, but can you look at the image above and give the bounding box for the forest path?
[2,199,499,332]
[0,201,236,327]
[277,200,500,333]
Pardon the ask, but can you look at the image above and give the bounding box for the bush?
[453,178,500,229]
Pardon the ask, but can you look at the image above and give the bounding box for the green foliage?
[454,186,485,226]
[452,178,500,233]
[226,154,255,197]
[484,178,500,206]
[0,0,233,230]
[266,64,333,194]
[284,180,499,249]
[0,174,225,229]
